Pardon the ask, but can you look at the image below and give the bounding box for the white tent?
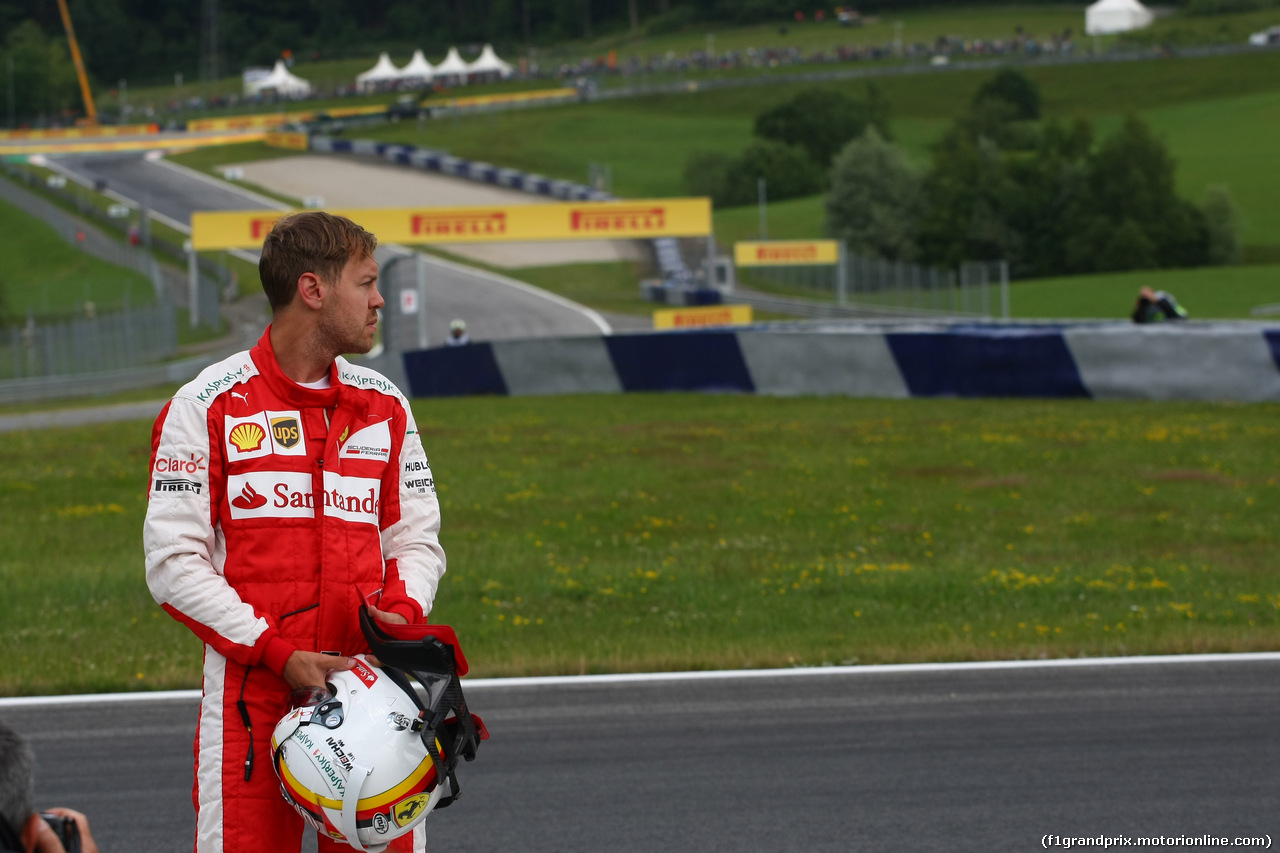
[245,60,312,97]
[356,52,403,90]
[467,44,514,79]
[433,47,471,82]
[1085,0,1154,36]
[399,49,435,84]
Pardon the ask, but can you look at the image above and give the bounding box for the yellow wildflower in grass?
[55,503,125,518]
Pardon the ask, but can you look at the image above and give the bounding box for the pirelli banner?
[734,240,840,267]
[190,198,713,250]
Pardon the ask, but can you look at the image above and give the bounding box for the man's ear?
[297,271,325,310]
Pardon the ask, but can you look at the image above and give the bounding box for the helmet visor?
[286,685,334,712]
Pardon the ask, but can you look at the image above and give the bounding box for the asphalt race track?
[54,153,286,225]
[47,153,616,345]
[3,658,1276,852]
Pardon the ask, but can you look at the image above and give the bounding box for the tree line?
[691,71,1239,279]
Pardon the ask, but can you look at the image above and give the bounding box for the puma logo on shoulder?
[231,391,249,405]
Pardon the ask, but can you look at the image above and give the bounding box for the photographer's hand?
[35,808,98,853]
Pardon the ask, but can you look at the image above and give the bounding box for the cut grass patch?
[1009,264,1280,320]
[2,395,1278,694]
[0,194,155,319]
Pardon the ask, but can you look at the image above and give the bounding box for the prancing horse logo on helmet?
[393,794,429,827]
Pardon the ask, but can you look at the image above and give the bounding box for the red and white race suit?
[145,329,445,852]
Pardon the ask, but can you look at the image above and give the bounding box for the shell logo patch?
[229,422,266,453]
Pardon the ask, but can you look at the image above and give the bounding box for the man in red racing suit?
[144,212,444,852]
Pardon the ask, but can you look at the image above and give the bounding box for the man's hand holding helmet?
[280,607,408,690]
[364,606,407,668]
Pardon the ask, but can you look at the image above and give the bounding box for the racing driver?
[144,211,445,852]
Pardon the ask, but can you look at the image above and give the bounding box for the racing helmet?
[271,618,486,852]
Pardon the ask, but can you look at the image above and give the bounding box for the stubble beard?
[317,306,375,359]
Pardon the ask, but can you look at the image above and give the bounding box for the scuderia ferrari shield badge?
[271,416,302,449]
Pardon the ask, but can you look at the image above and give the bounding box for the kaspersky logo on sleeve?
[224,412,306,461]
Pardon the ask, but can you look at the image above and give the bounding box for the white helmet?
[271,634,486,852]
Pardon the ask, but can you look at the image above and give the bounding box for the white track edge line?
[151,156,293,211]
[417,251,613,335]
[3,651,1279,708]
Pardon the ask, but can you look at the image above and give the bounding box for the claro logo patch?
[224,471,381,525]
[224,411,307,460]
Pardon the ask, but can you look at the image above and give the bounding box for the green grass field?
[0,194,155,319]
[3,395,1278,695]
[1010,264,1280,320]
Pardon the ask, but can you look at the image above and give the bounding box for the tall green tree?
[2,20,80,124]
[1067,115,1209,272]
[754,86,892,172]
[825,128,924,261]
[972,67,1041,120]
[916,128,1021,267]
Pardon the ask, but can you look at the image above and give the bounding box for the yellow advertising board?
[191,198,713,250]
[0,131,266,156]
[734,240,840,267]
[0,123,159,141]
[427,88,578,111]
[187,113,302,132]
[265,131,310,151]
[653,304,752,330]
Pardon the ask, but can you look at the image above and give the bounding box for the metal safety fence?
[741,252,1008,319]
[1,302,177,381]
[0,167,226,329]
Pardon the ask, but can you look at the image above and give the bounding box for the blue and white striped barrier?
[402,322,1280,401]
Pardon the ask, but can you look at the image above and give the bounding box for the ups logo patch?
[271,417,301,449]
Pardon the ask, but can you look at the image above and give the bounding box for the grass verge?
[1009,264,1280,320]
[0,194,155,319]
[2,395,1277,695]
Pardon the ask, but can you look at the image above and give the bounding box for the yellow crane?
[56,0,98,126]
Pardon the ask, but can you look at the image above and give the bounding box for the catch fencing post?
[757,177,767,239]
[836,241,848,306]
[415,252,429,349]
[186,240,199,328]
[1000,260,1010,320]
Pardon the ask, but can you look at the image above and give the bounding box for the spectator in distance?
[446,318,471,346]
[1132,286,1188,323]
